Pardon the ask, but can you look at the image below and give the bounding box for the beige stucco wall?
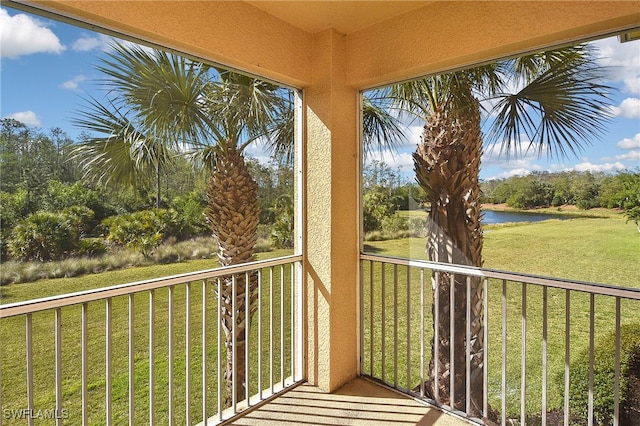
[347,1,640,88]
[21,0,313,87]
[305,29,359,390]
[22,1,640,89]
[15,0,640,393]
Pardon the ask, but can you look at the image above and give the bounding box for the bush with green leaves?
[169,191,209,238]
[61,205,95,237]
[41,180,113,221]
[77,237,107,257]
[7,211,79,261]
[102,209,184,258]
[269,195,294,249]
[363,186,397,232]
[561,323,640,425]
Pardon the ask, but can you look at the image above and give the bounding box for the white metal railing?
[360,253,640,426]
[0,255,303,426]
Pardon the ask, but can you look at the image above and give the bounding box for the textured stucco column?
[305,29,359,392]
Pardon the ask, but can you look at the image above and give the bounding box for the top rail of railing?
[0,254,303,318]
[361,253,640,301]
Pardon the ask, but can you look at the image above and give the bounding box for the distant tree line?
[481,170,640,211]
[0,119,294,261]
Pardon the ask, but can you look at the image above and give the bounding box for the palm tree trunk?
[206,145,260,407]
[413,101,484,416]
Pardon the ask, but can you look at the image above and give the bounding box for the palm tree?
[389,45,612,415]
[73,42,405,406]
[73,44,215,208]
[73,43,291,405]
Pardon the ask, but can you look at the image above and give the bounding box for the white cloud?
[573,161,626,173]
[61,75,87,91]
[610,98,640,118]
[404,124,423,148]
[4,111,41,127]
[615,150,640,162]
[71,33,113,52]
[0,9,65,58]
[368,150,414,174]
[71,34,154,56]
[593,37,640,94]
[482,140,539,166]
[617,133,640,150]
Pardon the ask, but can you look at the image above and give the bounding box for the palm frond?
[362,96,406,159]
[487,50,614,159]
[72,95,175,187]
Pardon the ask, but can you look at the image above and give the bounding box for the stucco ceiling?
[245,1,431,34]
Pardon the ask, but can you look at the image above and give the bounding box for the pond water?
[482,209,573,224]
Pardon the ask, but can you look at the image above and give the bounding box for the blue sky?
[1,5,639,181]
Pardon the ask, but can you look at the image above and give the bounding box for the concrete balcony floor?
[227,377,471,425]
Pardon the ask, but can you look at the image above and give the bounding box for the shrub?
[170,192,209,237]
[77,238,107,257]
[7,211,79,261]
[562,323,640,425]
[102,209,184,258]
[61,205,95,237]
[270,195,294,249]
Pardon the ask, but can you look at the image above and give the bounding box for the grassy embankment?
[1,214,638,422]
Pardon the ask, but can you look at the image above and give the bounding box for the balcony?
[1,253,638,425]
[1,2,638,425]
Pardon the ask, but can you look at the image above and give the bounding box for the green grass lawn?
[0,249,295,425]
[362,216,640,420]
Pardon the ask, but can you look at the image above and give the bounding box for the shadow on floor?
[227,377,470,425]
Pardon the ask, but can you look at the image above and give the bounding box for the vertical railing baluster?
[381,263,386,384]
[406,265,411,391]
[216,279,222,422]
[269,267,274,394]
[420,268,425,398]
[501,280,507,426]
[258,270,263,400]
[232,274,238,412]
[466,276,471,415]
[614,297,621,426]
[202,280,208,423]
[82,303,88,426]
[129,294,135,426]
[246,271,251,402]
[296,260,304,383]
[434,271,440,403]
[149,290,155,426]
[0,327,2,426]
[393,264,398,388]
[369,260,374,377]
[564,289,570,426]
[106,298,112,426]
[55,308,62,426]
[542,286,548,426]
[281,265,285,388]
[359,259,364,375]
[26,313,34,426]
[521,283,527,426]
[291,265,295,386]
[450,273,455,410]
[168,287,174,426]
[185,283,191,425]
[483,278,489,419]
[588,293,595,426]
